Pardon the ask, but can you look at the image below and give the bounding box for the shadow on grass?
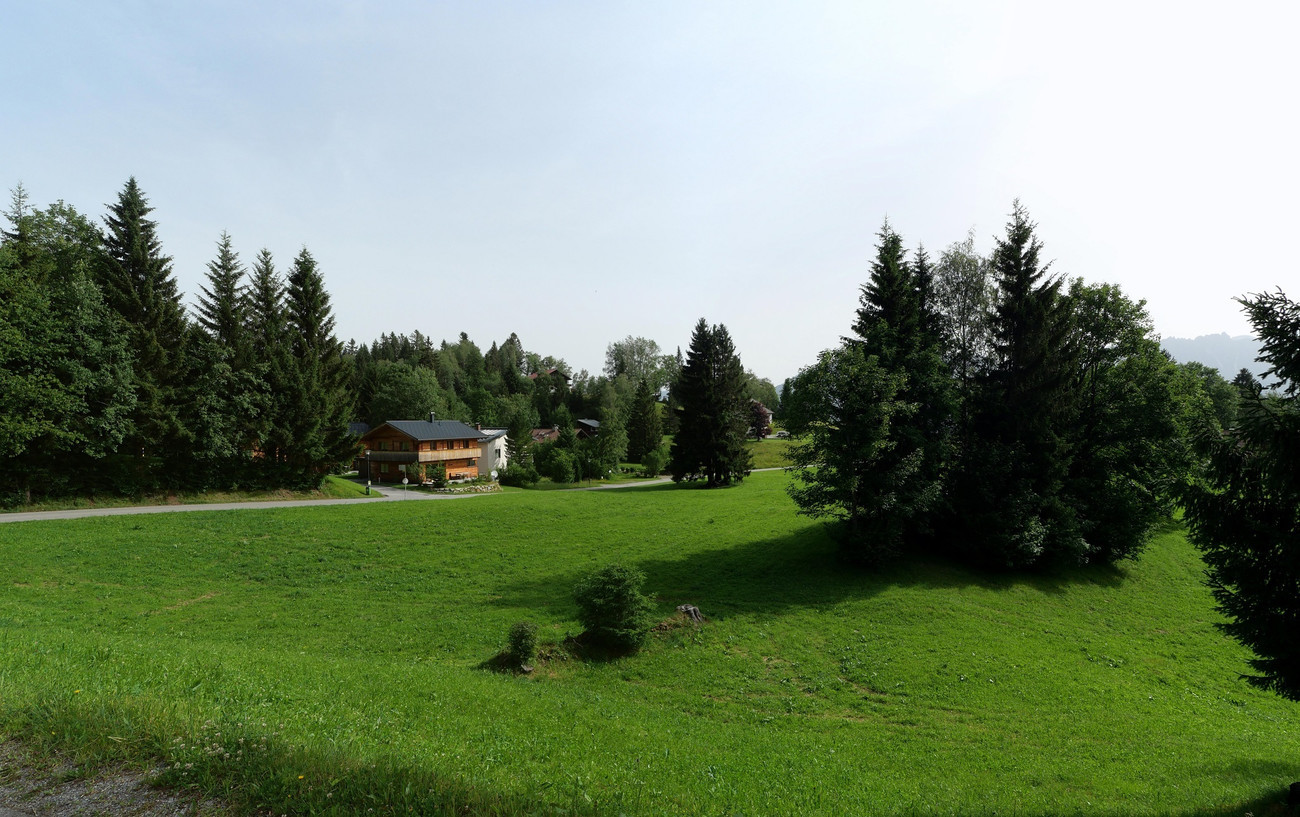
[492,519,1132,621]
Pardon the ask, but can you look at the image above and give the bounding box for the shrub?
[548,450,576,484]
[429,463,447,489]
[573,564,653,651]
[506,620,538,667]
[498,461,540,487]
[641,445,668,478]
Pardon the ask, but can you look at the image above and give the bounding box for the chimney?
[429,412,436,423]
[475,423,482,431]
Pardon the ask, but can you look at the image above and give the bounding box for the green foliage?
[0,192,136,504]
[1183,288,1300,701]
[282,248,356,482]
[506,620,539,667]
[640,443,668,477]
[194,231,249,364]
[1180,360,1239,431]
[604,335,667,389]
[669,319,752,486]
[365,360,448,427]
[572,563,654,650]
[787,221,950,562]
[626,378,663,462]
[497,459,540,487]
[429,462,447,489]
[1061,280,1196,564]
[949,202,1080,568]
[98,177,191,485]
[787,345,917,563]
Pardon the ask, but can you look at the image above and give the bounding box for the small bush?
[641,445,668,478]
[498,461,540,487]
[429,463,447,489]
[506,621,538,667]
[548,450,576,484]
[573,564,653,651]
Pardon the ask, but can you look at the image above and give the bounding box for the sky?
[4,1,1298,384]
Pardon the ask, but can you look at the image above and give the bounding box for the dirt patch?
[0,741,229,817]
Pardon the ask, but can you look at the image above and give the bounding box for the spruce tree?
[283,248,355,483]
[786,344,913,557]
[98,177,190,484]
[668,319,751,486]
[788,221,951,562]
[953,202,1078,568]
[195,231,249,364]
[626,378,663,463]
[1182,289,1300,700]
[242,249,294,479]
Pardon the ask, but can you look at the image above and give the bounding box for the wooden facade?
[355,420,487,483]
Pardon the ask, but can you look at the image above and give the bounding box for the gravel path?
[0,742,227,817]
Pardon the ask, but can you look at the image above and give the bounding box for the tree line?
[0,180,353,503]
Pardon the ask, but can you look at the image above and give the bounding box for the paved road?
[0,482,488,525]
[0,469,790,525]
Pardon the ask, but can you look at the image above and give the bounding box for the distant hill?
[1161,333,1266,379]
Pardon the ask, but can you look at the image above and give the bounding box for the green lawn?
[0,471,1296,815]
[746,435,795,469]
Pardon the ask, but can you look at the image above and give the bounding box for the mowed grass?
[0,472,1297,816]
[746,436,795,469]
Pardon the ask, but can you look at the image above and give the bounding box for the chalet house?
[576,418,601,439]
[357,417,502,483]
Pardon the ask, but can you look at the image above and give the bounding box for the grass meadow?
[0,471,1297,815]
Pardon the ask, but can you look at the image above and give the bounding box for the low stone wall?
[430,483,502,495]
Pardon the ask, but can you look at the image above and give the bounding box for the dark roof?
[370,420,485,441]
[478,428,508,442]
[577,418,601,429]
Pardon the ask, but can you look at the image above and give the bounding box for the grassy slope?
[0,472,1296,815]
[746,436,794,469]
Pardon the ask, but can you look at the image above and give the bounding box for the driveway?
[0,483,485,525]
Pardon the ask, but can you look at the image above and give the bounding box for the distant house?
[531,427,560,445]
[576,418,601,439]
[527,367,571,383]
[356,415,502,482]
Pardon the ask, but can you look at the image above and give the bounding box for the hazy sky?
[5,1,1297,383]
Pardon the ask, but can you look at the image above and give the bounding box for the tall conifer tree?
[789,221,951,562]
[98,177,190,482]
[244,248,292,475]
[669,319,751,486]
[283,248,355,483]
[195,231,249,365]
[953,202,1078,567]
[1182,289,1300,700]
[625,377,663,463]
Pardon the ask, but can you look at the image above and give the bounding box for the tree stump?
[676,604,703,623]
